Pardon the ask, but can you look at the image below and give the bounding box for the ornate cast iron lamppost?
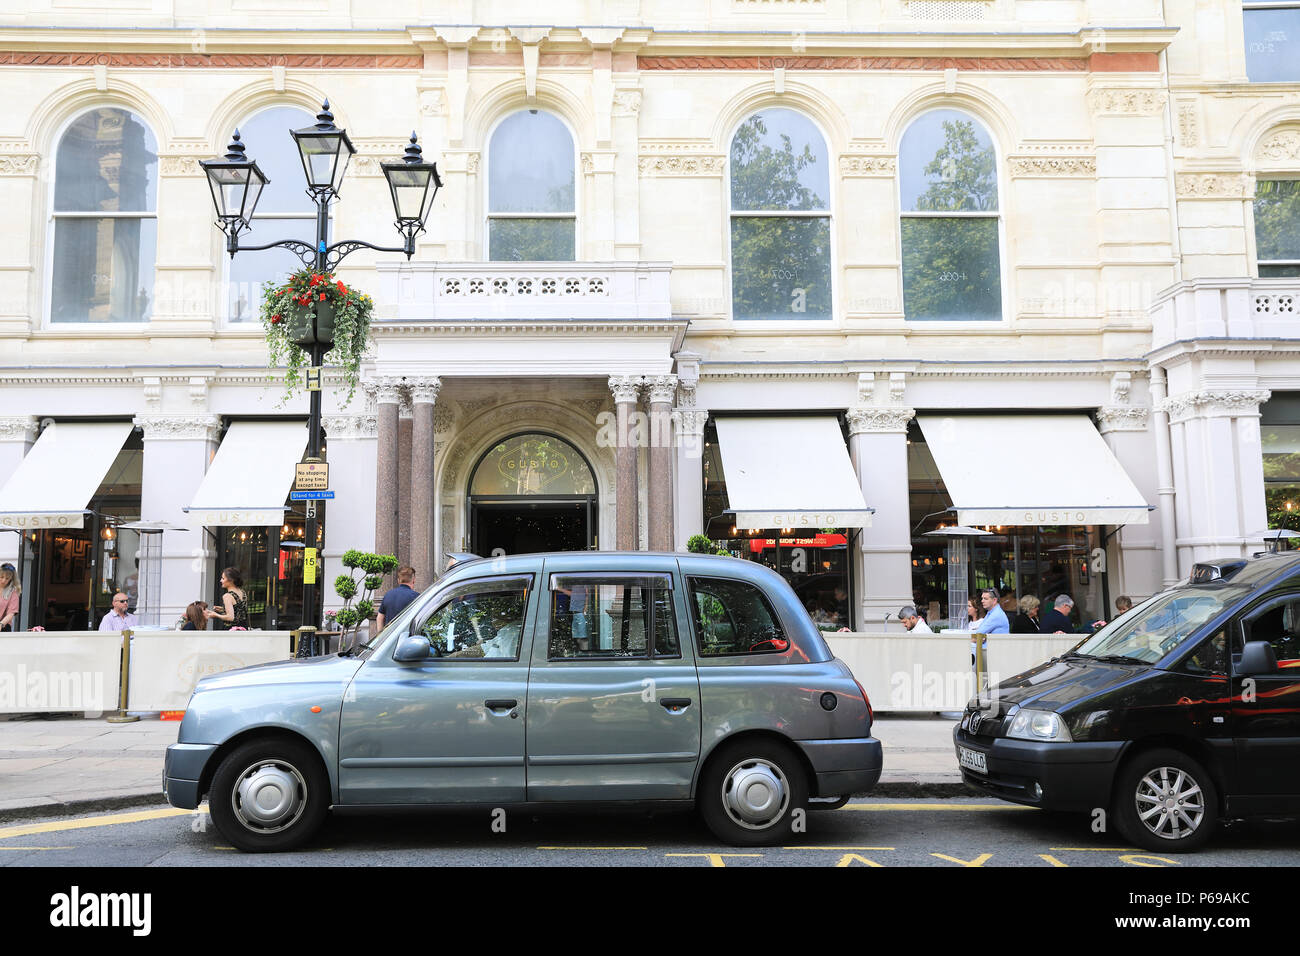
[201,101,442,648]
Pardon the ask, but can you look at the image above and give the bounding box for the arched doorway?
[468,433,598,555]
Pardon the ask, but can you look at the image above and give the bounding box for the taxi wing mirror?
[394,635,432,662]
[1239,640,1278,677]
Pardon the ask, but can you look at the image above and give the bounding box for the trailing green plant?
[331,549,399,648]
[259,268,374,406]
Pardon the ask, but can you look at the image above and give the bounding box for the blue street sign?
[289,491,335,500]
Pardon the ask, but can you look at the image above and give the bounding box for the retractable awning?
[0,422,133,530]
[185,421,307,526]
[714,416,874,529]
[916,414,1150,526]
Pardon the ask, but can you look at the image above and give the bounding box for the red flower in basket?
[319,292,326,301]
[270,314,282,324]
[337,280,347,295]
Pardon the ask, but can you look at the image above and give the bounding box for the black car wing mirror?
[394,635,433,662]
[1238,640,1278,677]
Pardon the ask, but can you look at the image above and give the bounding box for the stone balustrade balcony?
[374,261,673,324]
[1150,277,1300,352]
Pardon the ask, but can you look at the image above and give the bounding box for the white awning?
[715,416,874,529]
[185,421,307,527]
[916,414,1150,526]
[0,422,133,530]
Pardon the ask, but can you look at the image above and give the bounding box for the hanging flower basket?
[260,268,373,406]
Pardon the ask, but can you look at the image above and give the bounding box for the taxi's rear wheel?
[208,737,329,853]
[699,739,809,847]
[1113,748,1217,853]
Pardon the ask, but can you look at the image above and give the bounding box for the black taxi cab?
[954,552,1300,851]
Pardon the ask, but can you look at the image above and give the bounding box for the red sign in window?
[748,533,847,552]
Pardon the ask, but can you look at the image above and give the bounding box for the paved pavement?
[0,713,967,822]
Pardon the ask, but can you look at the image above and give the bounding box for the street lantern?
[199,130,268,243]
[382,132,443,246]
[291,100,355,197]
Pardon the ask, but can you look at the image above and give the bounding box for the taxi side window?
[412,578,530,660]
[1183,629,1228,675]
[688,577,788,656]
[1242,594,1300,667]
[548,576,678,660]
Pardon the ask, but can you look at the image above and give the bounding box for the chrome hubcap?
[231,760,308,834]
[1134,765,1205,840]
[721,758,789,831]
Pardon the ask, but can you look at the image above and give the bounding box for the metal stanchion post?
[974,632,989,696]
[106,629,140,723]
[297,625,317,659]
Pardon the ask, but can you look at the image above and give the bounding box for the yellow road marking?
[666,852,763,867]
[538,846,648,851]
[843,803,1033,811]
[0,807,202,840]
[0,846,75,851]
[835,854,883,867]
[1050,846,1139,852]
[933,852,993,867]
[1039,854,1069,867]
[784,846,895,850]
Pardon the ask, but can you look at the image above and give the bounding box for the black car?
[954,551,1300,851]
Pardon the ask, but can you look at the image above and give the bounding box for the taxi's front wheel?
[698,739,809,847]
[208,737,330,853]
[1112,748,1217,853]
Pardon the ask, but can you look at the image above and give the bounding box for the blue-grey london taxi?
[954,551,1300,852]
[165,552,882,852]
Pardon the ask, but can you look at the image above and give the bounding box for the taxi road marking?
[0,806,201,840]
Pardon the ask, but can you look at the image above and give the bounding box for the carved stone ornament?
[1096,405,1150,433]
[1008,156,1097,177]
[645,374,679,406]
[838,155,897,177]
[0,154,39,175]
[1159,389,1272,423]
[322,415,379,440]
[888,372,907,404]
[613,90,642,115]
[856,372,876,406]
[676,379,697,409]
[0,416,37,442]
[409,377,442,404]
[1258,129,1300,164]
[672,408,709,436]
[132,415,222,441]
[609,375,642,404]
[1175,173,1252,200]
[369,376,405,404]
[637,154,726,177]
[159,156,200,176]
[1111,371,1132,405]
[1177,103,1199,148]
[432,404,455,434]
[1086,89,1167,115]
[420,89,446,116]
[466,153,481,176]
[351,155,381,177]
[581,153,595,175]
[847,406,916,434]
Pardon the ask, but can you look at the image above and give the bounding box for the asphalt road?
[2,798,1298,867]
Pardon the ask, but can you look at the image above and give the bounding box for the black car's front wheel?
[1113,748,1217,853]
[699,739,809,846]
[208,737,330,853]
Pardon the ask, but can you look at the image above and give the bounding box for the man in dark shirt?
[1040,594,1105,634]
[375,566,419,632]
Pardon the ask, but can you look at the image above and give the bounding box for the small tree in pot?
[331,549,399,650]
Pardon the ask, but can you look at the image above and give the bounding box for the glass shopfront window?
[907,423,1111,631]
[215,502,322,630]
[701,420,854,630]
[1262,394,1300,546]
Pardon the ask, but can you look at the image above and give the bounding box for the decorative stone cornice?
[322,415,378,440]
[159,155,200,177]
[637,154,726,177]
[0,154,38,175]
[838,155,896,177]
[369,376,405,404]
[645,374,679,406]
[1159,389,1271,423]
[1096,405,1150,432]
[133,415,221,441]
[1175,173,1253,200]
[1086,88,1166,115]
[0,416,37,442]
[0,51,425,69]
[847,406,915,434]
[671,408,709,437]
[1008,156,1096,177]
[609,375,642,405]
[409,377,441,404]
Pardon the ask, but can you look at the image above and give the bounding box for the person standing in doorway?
[0,563,20,631]
[205,567,250,630]
[375,566,419,633]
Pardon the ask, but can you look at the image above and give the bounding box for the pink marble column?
[646,374,678,552]
[610,375,642,550]
[397,400,412,567]
[373,378,402,561]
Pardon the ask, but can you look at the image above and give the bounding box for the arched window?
[487,110,575,261]
[50,107,158,323]
[729,108,831,321]
[1255,178,1300,276]
[224,106,320,322]
[899,109,1002,322]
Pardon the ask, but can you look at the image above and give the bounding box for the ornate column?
[398,396,413,566]
[1148,367,1181,588]
[847,372,915,633]
[646,374,677,551]
[1159,387,1271,568]
[372,377,403,560]
[0,416,37,564]
[409,377,440,590]
[322,409,378,617]
[133,413,222,625]
[610,375,642,550]
[672,351,706,551]
[1096,372,1160,599]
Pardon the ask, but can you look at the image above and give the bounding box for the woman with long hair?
[181,601,208,631]
[204,567,249,629]
[0,563,20,631]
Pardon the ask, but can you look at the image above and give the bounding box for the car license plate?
[958,746,987,775]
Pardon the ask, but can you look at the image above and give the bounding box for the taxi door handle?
[660,698,692,712]
[485,699,518,717]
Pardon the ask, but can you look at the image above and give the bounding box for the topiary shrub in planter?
[331,549,399,649]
